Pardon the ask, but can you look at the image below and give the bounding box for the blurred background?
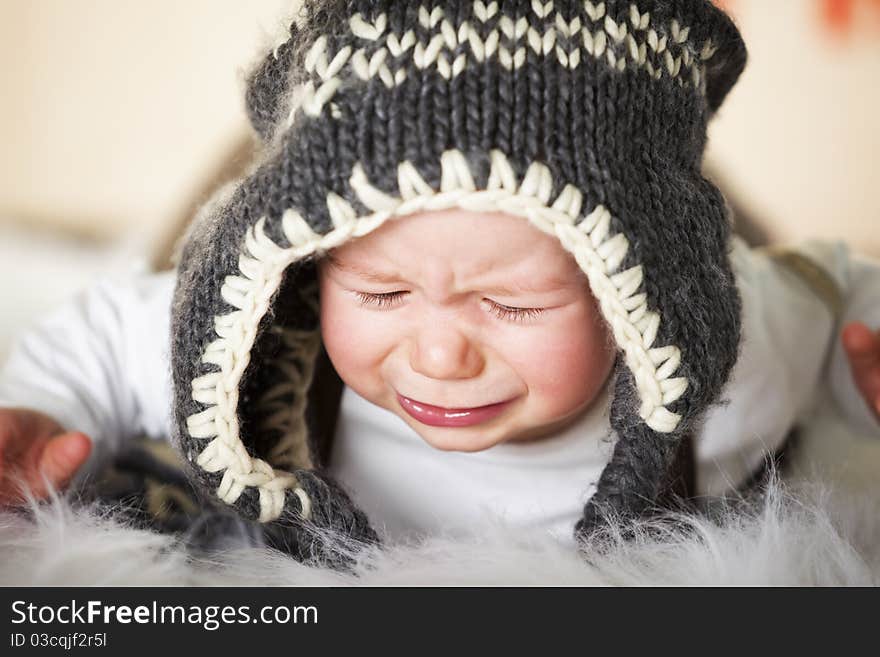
[1,0,879,359]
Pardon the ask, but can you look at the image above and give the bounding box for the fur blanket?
[2,397,879,586]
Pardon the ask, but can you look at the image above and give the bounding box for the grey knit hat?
[170,0,746,564]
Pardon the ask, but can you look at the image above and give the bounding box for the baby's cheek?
[513,317,613,419]
[319,293,394,398]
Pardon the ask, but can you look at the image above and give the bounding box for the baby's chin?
[411,424,511,452]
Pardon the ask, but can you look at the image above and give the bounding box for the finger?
[841,322,880,370]
[0,408,63,461]
[30,432,92,498]
[841,323,880,421]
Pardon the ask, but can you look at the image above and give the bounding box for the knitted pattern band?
[170,0,746,565]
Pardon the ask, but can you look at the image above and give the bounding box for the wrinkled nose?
[410,325,485,380]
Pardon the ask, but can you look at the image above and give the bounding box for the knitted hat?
[170,0,746,564]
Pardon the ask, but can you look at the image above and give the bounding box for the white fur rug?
[2,397,879,586]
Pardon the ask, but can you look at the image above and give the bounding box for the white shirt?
[1,235,879,544]
[331,371,617,545]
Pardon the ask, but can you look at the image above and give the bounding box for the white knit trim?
[185,219,322,523]
[185,146,689,522]
[293,1,715,122]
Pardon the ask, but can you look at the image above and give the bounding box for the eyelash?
[354,291,546,322]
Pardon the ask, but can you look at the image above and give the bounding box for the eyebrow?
[325,255,582,295]
[325,257,403,284]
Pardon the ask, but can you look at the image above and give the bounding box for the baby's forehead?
[323,208,587,278]
[329,207,574,267]
[341,208,570,250]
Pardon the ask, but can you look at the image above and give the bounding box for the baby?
[2,0,880,560]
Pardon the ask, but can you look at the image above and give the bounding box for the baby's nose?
[409,325,485,381]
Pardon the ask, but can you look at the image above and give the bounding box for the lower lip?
[396,393,514,427]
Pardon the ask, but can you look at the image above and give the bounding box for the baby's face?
[316,208,615,452]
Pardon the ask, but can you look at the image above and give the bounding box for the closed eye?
[353,291,546,322]
[487,301,545,322]
[354,290,406,309]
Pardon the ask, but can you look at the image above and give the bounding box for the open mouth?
[396,393,515,427]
